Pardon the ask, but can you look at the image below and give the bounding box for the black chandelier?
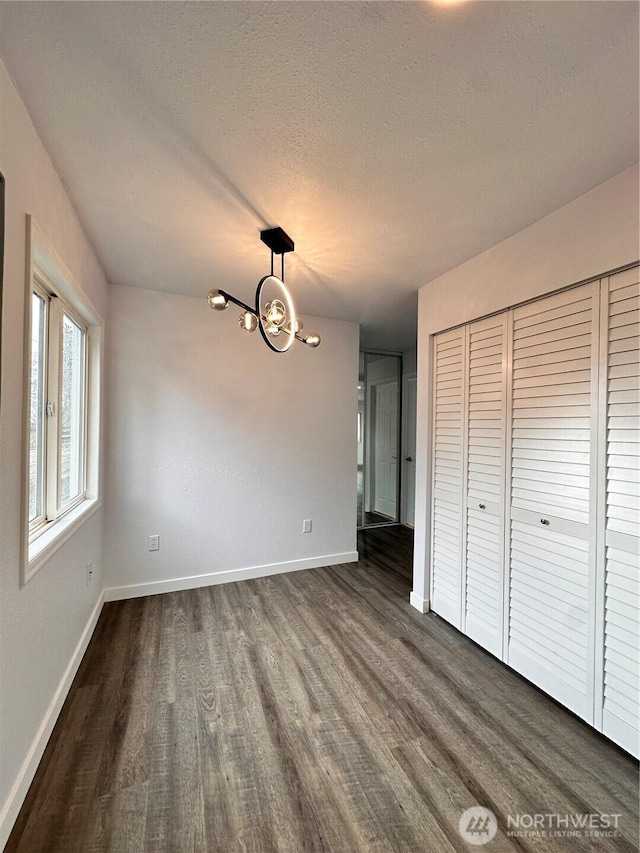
[208,227,321,353]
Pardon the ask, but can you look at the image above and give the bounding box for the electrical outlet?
[303,519,312,534]
[149,534,160,551]
[86,561,93,585]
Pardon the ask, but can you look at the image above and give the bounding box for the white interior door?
[431,327,466,629]
[464,314,508,658]
[373,380,398,518]
[404,376,417,527]
[599,265,640,757]
[507,281,598,722]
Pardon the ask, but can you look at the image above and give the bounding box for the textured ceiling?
[1,1,638,350]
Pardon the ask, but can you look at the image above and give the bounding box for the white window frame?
[22,215,103,584]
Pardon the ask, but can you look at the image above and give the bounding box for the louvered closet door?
[600,266,640,756]
[508,282,598,722]
[431,327,465,628]
[464,314,508,657]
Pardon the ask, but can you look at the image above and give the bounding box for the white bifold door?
[598,266,640,755]
[464,314,508,658]
[431,327,466,628]
[431,315,508,654]
[508,281,599,722]
[429,267,639,756]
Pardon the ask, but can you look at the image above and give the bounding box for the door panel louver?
[510,287,594,525]
[508,521,591,715]
[431,327,465,627]
[464,315,506,657]
[603,544,639,731]
[508,283,597,721]
[602,267,640,756]
[606,271,640,539]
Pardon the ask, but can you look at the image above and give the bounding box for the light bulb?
[305,333,321,348]
[208,290,228,311]
[288,318,304,334]
[265,299,286,327]
[266,323,281,336]
[238,311,258,332]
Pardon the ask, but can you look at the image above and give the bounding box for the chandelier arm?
[217,290,257,316]
[214,288,315,348]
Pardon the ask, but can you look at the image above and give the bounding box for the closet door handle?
[540,518,550,525]
[479,503,486,510]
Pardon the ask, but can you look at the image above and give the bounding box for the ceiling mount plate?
[260,227,294,255]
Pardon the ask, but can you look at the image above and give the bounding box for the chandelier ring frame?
[256,274,297,353]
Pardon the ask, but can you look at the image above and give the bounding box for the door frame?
[401,371,417,527]
[360,350,403,529]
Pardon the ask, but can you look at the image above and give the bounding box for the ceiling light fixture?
[207,227,321,353]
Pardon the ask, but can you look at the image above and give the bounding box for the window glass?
[59,312,86,508]
[29,291,47,523]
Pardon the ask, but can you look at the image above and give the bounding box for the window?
[28,281,88,538]
[23,216,103,582]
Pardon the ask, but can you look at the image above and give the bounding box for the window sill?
[25,498,101,584]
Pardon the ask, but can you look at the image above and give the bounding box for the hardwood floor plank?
[6,527,638,852]
[106,781,149,853]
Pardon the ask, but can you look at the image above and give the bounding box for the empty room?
[0,2,638,851]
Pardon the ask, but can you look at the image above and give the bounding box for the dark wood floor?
[7,527,638,852]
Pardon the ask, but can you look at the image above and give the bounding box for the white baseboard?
[410,591,430,613]
[104,551,359,602]
[0,591,105,850]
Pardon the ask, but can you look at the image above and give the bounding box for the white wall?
[412,164,640,610]
[104,285,358,597]
[0,61,109,843]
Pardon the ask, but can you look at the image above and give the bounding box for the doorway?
[357,351,402,528]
